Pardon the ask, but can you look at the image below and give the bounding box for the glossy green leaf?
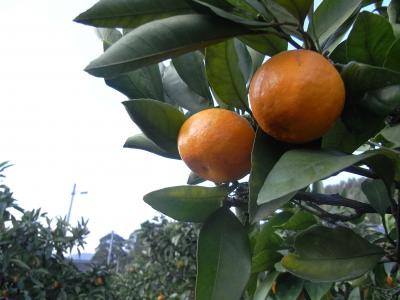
[304,281,332,300]
[74,0,194,28]
[106,64,164,101]
[361,179,391,215]
[346,12,395,66]
[247,47,265,77]
[172,51,212,100]
[124,133,180,159]
[123,99,186,154]
[340,61,400,96]
[380,124,400,147]
[282,226,384,282]
[252,250,283,273]
[205,39,248,110]
[282,211,317,230]
[85,14,250,78]
[196,207,251,300]
[388,0,400,37]
[257,149,385,205]
[272,0,312,25]
[308,0,362,47]
[143,185,227,222]
[249,129,288,222]
[239,34,288,56]
[359,85,400,116]
[253,271,279,300]
[322,119,363,153]
[384,38,400,72]
[95,28,122,50]
[162,64,211,113]
[275,273,304,300]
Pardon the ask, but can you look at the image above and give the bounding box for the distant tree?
[0,162,115,299]
[91,232,128,269]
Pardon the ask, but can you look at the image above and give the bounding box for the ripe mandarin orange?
[157,294,166,300]
[177,108,255,183]
[249,49,345,144]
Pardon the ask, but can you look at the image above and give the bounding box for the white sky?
[0,0,190,253]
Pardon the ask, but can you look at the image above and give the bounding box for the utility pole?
[66,183,88,224]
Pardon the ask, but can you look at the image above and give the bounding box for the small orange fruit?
[157,294,166,300]
[94,276,105,286]
[249,49,345,144]
[177,108,255,183]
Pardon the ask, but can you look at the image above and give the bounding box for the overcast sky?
[0,0,191,253]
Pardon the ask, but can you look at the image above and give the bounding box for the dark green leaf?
[106,64,164,101]
[10,258,31,271]
[257,149,385,205]
[322,119,364,153]
[143,185,227,222]
[275,273,304,300]
[384,38,400,72]
[304,281,332,300]
[247,46,265,77]
[205,39,248,110]
[252,250,282,273]
[162,64,211,113]
[249,129,288,222]
[388,0,400,37]
[340,61,400,96]
[361,179,391,215]
[272,0,312,25]
[359,85,400,116]
[308,0,362,47]
[124,133,180,159]
[123,99,186,154]
[85,14,250,78]
[239,34,288,56]
[187,171,206,185]
[346,12,395,66]
[380,124,400,147]
[253,271,279,300]
[282,211,317,230]
[196,207,251,300]
[281,226,384,282]
[172,51,213,100]
[74,0,194,28]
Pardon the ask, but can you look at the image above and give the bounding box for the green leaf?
[95,28,122,50]
[253,271,279,300]
[249,129,288,222]
[74,0,194,28]
[380,124,400,147]
[85,14,250,78]
[187,171,206,185]
[239,34,288,56]
[282,211,317,231]
[272,0,312,25]
[304,281,332,300]
[275,273,304,300]
[162,64,212,113]
[205,39,248,110]
[308,0,362,48]
[196,207,251,300]
[322,119,363,153]
[124,133,180,159]
[359,85,400,116]
[172,51,213,100]
[105,64,165,101]
[281,226,384,282]
[143,185,227,222]
[252,250,283,273]
[340,62,400,96]
[388,0,400,38]
[384,38,400,72]
[346,12,395,66]
[257,149,385,205]
[123,99,186,154]
[10,258,31,271]
[361,179,391,215]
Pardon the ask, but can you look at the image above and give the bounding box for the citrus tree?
[75,0,400,299]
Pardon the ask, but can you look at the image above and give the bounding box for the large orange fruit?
[249,49,345,144]
[177,108,255,183]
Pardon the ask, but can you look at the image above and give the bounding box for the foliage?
[0,162,115,299]
[109,217,198,299]
[91,232,128,268]
[75,0,400,299]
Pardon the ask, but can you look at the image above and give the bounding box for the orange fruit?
[249,49,345,144]
[177,108,255,183]
[157,294,166,300]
